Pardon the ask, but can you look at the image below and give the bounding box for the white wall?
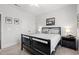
[36,5,77,36]
[0,5,36,48]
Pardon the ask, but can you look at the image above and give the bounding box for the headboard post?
[59,27,61,35]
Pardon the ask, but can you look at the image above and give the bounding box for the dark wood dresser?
[61,36,77,50]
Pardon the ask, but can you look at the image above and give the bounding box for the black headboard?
[42,27,61,35]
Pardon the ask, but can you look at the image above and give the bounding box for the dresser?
[61,36,77,50]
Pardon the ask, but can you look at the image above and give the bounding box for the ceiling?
[11,4,69,16]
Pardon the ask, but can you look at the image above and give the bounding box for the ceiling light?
[30,3,39,7]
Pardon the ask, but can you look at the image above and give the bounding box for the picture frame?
[46,17,55,26]
[5,17,12,24]
[14,18,19,24]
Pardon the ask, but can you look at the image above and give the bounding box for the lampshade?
[65,28,70,33]
[38,26,42,33]
[65,26,71,35]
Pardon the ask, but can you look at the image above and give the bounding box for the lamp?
[65,26,71,36]
[38,26,42,33]
[30,4,39,7]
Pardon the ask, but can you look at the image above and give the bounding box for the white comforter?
[31,34,61,53]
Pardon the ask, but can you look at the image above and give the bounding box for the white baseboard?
[1,41,18,49]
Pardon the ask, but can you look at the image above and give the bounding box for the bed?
[21,27,61,55]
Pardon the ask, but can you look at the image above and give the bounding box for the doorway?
[77,14,79,49]
[0,14,1,49]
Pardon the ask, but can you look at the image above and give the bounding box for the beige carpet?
[55,46,78,55]
[0,44,79,55]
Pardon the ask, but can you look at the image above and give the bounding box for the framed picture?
[14,18,19,24]
[46,17,55,26]
[5,17,12,24]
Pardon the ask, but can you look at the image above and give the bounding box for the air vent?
[14,4,21,7]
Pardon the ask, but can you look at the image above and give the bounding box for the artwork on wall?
[5,17,12,24]
[14,18,19,24]
[5,17,20,24]
[46,17,55,26]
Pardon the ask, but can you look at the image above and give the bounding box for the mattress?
[31,34,61,53]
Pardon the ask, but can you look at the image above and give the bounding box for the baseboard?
[1,41,18,49]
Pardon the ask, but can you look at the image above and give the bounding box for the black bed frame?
[21,27,61,55]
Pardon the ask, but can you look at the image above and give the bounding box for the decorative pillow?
[48,29,59,34]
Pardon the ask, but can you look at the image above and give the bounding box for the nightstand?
[61,36,77,50]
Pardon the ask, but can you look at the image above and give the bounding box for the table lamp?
[65,26,71,36]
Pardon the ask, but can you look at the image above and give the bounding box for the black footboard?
[21,34,52,55]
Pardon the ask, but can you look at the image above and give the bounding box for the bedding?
[30,34,61,53]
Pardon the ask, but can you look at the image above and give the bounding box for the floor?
[0,44,79,55]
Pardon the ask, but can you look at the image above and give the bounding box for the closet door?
[77,14,79,49]
[0,14,1,49]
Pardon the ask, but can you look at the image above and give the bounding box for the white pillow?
[49,29,59,34]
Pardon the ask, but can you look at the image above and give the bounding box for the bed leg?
[21,34,23,50]
[21,42,23,50]
[21,45,23,50]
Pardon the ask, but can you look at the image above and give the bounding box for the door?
[0,14,1,49]
[77,14,79,49]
